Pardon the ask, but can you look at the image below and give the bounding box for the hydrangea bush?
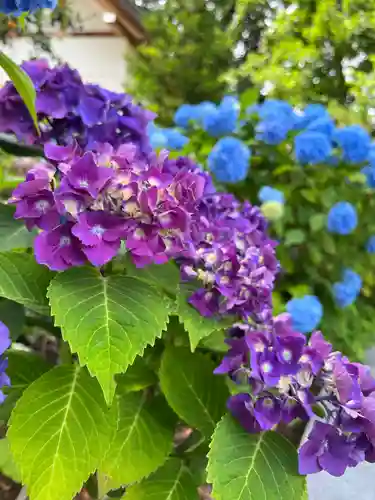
[1,61,375,500]
[153,94,375,359]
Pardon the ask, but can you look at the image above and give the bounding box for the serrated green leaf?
[0,204,37,251]
[0,438,21,483]
[0,252,53,314]
[0,350,51,422]
[207,415,305,500]
[116,356,157,393]
[0,299,25,340]
[177,284,231,351]
[48,267,169,404]
[0,53,39,134]
[159,347,229,437]
[126,258,180,296]
[123,458,199,500]
[8,365,109,500]
[101,391,175,490]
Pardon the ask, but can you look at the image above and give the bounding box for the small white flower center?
[262,361,273,374]
[91,225,105,237]
[79,179,89,188]
[35,199,50,213]
[60,236,71,247]
[282,349,293,362]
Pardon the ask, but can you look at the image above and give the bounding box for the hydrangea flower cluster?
[10,143,215,270]
[0,0,57,14]
[327,202,358,235]
[207,137,251,183]
[286,295,323,334]
[333,269,362,308]
[217,313,375,477]
[179,192,279,324]
[0,60,153,154]
[0,322,11,404]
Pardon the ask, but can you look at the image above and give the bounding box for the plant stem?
[16,487,28,500]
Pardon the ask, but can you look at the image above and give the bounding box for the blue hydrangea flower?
[1,0,57,14]
[163,129,189,150]
[174,105,197,128]
[174,102,216,128]
[327,202,358,235]
[341,269,362,292]
[203,96,240,137]
[361,165,375,188]
[366,236,375,253]
[286,295,323,334]
[208,137,251,183]
[306,117,335,138]
[333,125,371,163]
[295,104,330,129]
[147,123,168,149]
[294,131,332,165]
[333,270,362,308]
[256,120,291,145]
[258,186,285,204]
[258,99,295,122]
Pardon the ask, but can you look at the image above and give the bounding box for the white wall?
[0,0,133,92]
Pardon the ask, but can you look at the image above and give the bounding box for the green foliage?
[159,346,229,437]
[228,0,375,119]
[48,267,170,404]
[0,350,51,422]
[8,365,109,500]
[207,415,306,500]
[101,391,175,490]
[123,458,199,500]
[0,252,53,315]
[0,299,25,340]
[0,204,37,251]
[116,356,157,393]
[127,0,233,123]
[177,283,231,351]
[0,438,21,483]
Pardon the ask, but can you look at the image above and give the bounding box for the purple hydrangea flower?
[0,60,154,155]
[0,322,11,404]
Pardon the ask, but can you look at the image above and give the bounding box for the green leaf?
[123,458,199,500]
[0,252,53,314]
[126,258,180,296]
[199,329,228,352]
[0,299,25,340]
[0,53,39,134]
[159,346,229,437]
[8,365,109,500]
[0,438,21,483]
[177,284,231,351]
[116,356,157,393]
[48,267,170,404]
[240,88,258,109]
[0,350,51,422]
[0,204,37,251]
[100,391,175,490]
[0,134,43,158]
[284,229,306,247]
[207,415,306,500]
[309,213,326,233]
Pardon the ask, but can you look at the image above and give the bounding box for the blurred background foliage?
[129,0,375,126]
[127,0,375,359]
